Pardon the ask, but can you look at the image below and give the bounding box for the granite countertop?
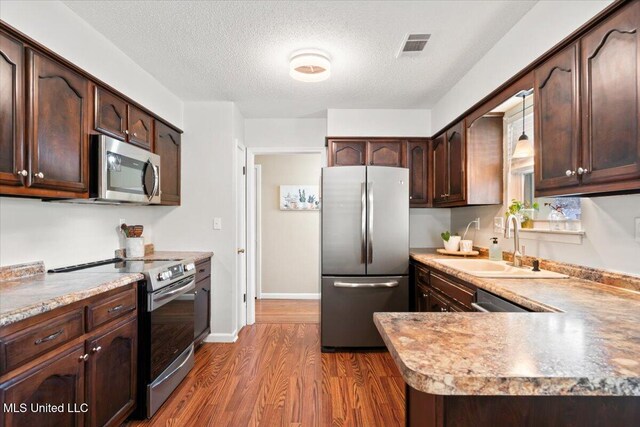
[0,263,143,327]
[124,250,213,263]
[374,249,640,397]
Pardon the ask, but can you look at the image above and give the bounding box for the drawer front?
[415,265,430,286]
[86,287,137,331]
[196,259,212,281]
[0,308,84,374]
[430,273,474,309]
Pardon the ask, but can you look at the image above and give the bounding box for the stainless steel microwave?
[89,135,161,204]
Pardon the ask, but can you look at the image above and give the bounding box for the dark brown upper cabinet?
[407,139,430,207]
[367,139,406,167]
[26,49,89,196]
[432,134,448,205]
[534,43,581,193]
[154,121,181,205]
[327,139,367,166]
[433,121,466,207]
[94,86,127,140]
[94,86,153,151]
[0,31,25,190]
[580,1,640,189]
[465,114,503,205]
[127,105,153,150]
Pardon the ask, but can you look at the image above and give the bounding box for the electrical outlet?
[493,217,504,234]
[635,217,640,243]
[213,217,222,230]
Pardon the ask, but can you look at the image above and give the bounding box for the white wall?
[245,118,326,148]
[327,109,431,137]
[152,102,241,341]
[255,154,321,296]
[432,1,611,132]
[0,0,184,268]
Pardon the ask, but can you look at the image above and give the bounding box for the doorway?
[236,142,247,329]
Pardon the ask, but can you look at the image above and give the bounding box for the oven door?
[97,135,161,204]
[148,275,195,382]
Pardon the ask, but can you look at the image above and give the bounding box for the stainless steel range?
[49,257,197,418]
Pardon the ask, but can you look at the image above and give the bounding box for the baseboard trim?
[204,330,238,343]
[260,293,321,300]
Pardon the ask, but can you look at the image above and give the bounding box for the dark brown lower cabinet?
[406,385,640,427]
[194,258,212,346]
[412,262,474,313]
[0,344,86,427]
[85,317,137,427]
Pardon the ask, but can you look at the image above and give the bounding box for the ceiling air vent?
[397,33,431,58]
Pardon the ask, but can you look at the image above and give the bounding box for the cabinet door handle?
[79,354,89,362]
[577,167,589,175]
[198,268,205,273]
[422,293,428,298]
[565,170,576,176]
[17,169,28,177]
[125,129,129,135]
[108,304,124,313]
[33,172,44,179]
[91,346,102,353]
[35,329,63,345]
[133,132,138,137]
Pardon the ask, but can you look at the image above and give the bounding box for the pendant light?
[512,91,534,159]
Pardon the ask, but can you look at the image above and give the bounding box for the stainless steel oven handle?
[334,281,398,288]
[153,278,196,303]
[153,345,194,387]
[471,302,490,312]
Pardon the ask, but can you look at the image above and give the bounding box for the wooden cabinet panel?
[85,288,136,332]
[94,86,127,141]
[581,1,640,186]
[85,317,137,427]
[195,259,212,282]
[154,121,181,205]
[0,308,83,374]
[195,277,211,343]
[0,31,25,188]
[328,140,367,166]
[534,43,581,192]
[127,106,153,150]
[367,140,405,167]
[446,121,465,203]
[430,273,474,310]
[26,49,89,194]
[415,284,430,313]
[0,344,86,427]
[432,134,448,205]
[428,290,450,313]
[407,139,430,206]
[466,114,503,205]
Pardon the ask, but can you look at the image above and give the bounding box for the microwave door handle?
[152,164,160,199]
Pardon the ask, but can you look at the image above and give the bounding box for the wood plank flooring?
[127,300,404,426]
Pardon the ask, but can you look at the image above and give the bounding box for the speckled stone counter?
[373,249,640,396]
[0,270,143,327]
[124,250,213,263]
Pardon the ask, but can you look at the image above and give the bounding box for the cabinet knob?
[125,130,130,135]
[422,293,428,298]
[34,172,44,179]
[91,346,102,353]
[565,170,576,176]
[79,354,89,362]
[194,290,198,295]
[17,169,28,177]
[133,132,138,137]
[440,307,447,312]
[577,167,589,175]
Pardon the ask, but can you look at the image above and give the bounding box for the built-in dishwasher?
[472,289,530,312]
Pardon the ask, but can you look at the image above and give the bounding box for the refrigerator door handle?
[361,182,367,264]
[333,281,399,288]
[367,181,373,264]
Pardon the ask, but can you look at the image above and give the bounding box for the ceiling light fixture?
[289,50,331,82]
[512,89,534,159]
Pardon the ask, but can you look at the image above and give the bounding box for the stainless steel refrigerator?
[321,166,409,350]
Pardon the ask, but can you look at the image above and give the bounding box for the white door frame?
[236,141,248,330]
[254,164,263,300]
[245,146,326,325]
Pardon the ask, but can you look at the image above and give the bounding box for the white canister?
[125,237,145,258]
[460,240,473,252]
[443,236,461,252]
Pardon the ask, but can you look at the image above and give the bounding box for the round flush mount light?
[289,50,331,82]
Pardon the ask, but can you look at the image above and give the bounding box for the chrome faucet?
[504,214,522,267]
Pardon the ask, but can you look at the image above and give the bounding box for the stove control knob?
[157,271,172,281]
[184,263,195,272]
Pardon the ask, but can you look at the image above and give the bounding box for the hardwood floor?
[127,300,404,426]
[255,299,320,323]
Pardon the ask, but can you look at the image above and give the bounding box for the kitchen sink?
[433,258,569,279]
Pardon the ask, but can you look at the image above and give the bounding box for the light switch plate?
[494,217,504,234]
[635,217,640,243]
[213,217,222,230]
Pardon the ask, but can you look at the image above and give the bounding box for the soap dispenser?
[489,237,502,261]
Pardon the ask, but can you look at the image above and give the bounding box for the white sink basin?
[433,258,569,279]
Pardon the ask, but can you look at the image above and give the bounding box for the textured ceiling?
[63,0,537,118]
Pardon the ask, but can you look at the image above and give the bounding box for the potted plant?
[307,195,316,209]
[441,230,461,252]
[506,199,539,229]
[298,189,308,209]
